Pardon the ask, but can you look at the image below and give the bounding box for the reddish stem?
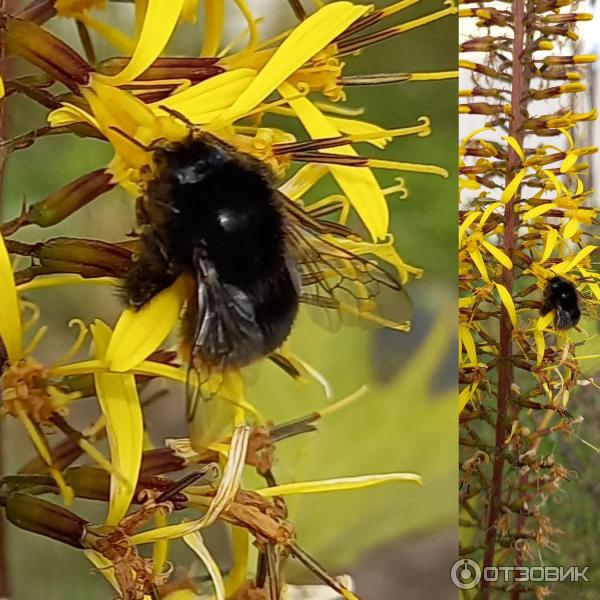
[480,1,532,597]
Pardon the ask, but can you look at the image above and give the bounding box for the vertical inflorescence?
[459,0,598,597]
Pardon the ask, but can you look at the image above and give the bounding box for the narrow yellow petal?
[522,203,557,221]
[0,233,23,361]
[459,323,478,365]
[183,531,226,600]
[480,240,513,269]
[536,312,554,330]
[201,0,225,56]
[494,283,518,328]
[95,0,187,85]
[534,327,546,366]
[0,76,4,99]
[563,217,580,240]
[542,168,567,194]
[459,383,477,413]
[255,473,422,497]
[83,78,158,168]
[152,509,169,576]
[91,321,144,526]
[84,551,119,592]
[501,169,527,203]
[459,211,482,245]
[540,226,558,264]
[106,277,187,372]
[154,69,257,123]
[224,527,249,598]
[560,152,578,173]
[552,245,597,274]
[221,2,369,121]
[79,13,135,54]
[468,245,489,282]
[503,135,525,162]
[279,82,388,240]
[479,202,503,227]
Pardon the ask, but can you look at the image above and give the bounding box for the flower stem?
[481,1,533,596]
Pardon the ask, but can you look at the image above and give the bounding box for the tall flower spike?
[0,2,454,597]
[459,0,598,596]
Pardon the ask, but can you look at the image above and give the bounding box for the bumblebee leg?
[122,233,180,309]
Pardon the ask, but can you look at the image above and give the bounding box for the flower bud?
[97,57,224,83]
[36,237,132,278]
[5,493,87,548]
[27,169,114,227]
[3,16,90,92]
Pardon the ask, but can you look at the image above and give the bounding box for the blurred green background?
[1,0,457,598]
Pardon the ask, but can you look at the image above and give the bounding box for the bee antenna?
[108,126,151,152]
[157,105,195,128]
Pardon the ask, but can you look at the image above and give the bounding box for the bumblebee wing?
[577,292,600,321]
[281,193,412,332]
[184,252,259,447]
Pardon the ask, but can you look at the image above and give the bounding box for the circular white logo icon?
[450,558,481,590]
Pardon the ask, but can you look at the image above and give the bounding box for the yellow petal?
[0,233,23,361]
[534,327,546,366]
[254,473,422,497]
[91,320,144,526]
[540,226,558,264]
[152,509,169,576]
[494,283,517,328]
[84,551,119,592]
[0,75,5,99]
[542,168,567,194]
[467,245,489,282]
[503,135,525,162]
[279,82,388,240]
[501,169,527,203]
[183,531,226,600]
[479,202,502,227]
[83,78,158,168]
[224,527,249,598]
[221,1,369,122]
[95,0,187,85]
[459,211,481,245]
[459,323,477,365]
[106,277,187,372]
[459,383,477,413]
[480,240,513,269]
[560,152,578,173]
[522,203,557,221]
[552,245,597,274]
[201,0,225,56]
[563,217,580,240]
[155,69,257,123]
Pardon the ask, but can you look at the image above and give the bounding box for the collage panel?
[0,1,457,599]
[459,1,599,598]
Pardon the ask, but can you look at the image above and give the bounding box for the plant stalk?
[481,0,532,596]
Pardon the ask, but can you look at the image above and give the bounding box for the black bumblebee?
[541,276,581,330]
[122,126,411,407]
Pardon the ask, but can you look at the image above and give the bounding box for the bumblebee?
[122,126,411,402]
[541,276,581,330]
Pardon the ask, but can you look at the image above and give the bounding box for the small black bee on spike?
[541,276,581,330]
